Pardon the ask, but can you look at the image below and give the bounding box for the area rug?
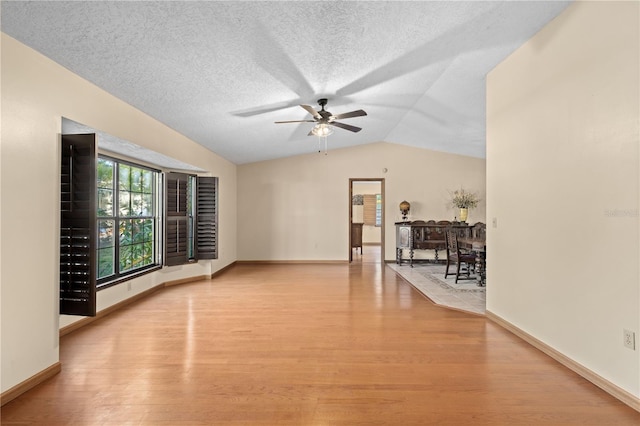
[387,262,486,315]
[387,263,485,293]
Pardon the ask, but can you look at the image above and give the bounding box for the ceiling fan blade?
[331,121,362,133]
[332,109,367,120]
[275,120,317,124]
[300,104,321,119]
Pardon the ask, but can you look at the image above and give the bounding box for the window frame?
[96,155,162,290]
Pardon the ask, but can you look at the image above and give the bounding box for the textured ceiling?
[2,1,571,165]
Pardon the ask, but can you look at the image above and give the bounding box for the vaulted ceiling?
[1,1,571,164]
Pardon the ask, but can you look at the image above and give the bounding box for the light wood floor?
[3,260,639,425]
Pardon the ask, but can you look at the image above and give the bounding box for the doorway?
[349,178,385,263]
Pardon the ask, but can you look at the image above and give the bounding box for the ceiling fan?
[275,98,367,136]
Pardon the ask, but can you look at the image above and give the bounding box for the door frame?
[349,178,385,263]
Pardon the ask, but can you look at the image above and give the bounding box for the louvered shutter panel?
[363,194,377,226]
[165,172,189,266]
[196,177,218,259]
[60,134,97,317]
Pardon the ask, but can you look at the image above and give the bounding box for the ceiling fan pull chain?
[317,135,328,155]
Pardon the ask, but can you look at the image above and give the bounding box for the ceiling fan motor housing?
[317,98,332,120]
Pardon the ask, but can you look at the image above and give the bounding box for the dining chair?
[444,229,477,283]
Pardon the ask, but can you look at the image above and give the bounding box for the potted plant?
[449,188,480,222]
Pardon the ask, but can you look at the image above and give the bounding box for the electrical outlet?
[127,282,132,291]
[623,329,636,350]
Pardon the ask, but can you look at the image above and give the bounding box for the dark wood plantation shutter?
[60,134,97,316]
[165,173,219,265]
[196,177,218,259]
[165,172,189,266]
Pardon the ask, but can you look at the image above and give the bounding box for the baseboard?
[60,283,165,336]
[164,275,209,287]
[26,266,232,403]
[1,362,61,406]
[211,261,237,278]
[6,260,330,407]
[60,265,235,337]
[486,310,640,413]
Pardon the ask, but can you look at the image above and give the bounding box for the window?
[60,135,218,317]
[363,193,382,227]
[96,156,160,285]
[363,194,377,226]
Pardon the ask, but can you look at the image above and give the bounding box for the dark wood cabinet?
[395,220,473,266]
[351,222,363,254]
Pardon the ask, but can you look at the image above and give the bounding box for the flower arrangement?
[449,188,480,209]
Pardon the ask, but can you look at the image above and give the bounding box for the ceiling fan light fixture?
[275,99,365,154]
[311,123,334,137]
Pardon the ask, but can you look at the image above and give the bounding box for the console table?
[395,220,475,267]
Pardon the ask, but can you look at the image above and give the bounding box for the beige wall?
[237,142,485,261]
[1,34,238,393]
[487,1,639,397]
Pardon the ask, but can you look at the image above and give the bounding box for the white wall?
[237,142,485,261]
[487,1,639,397]
[1,34,238,393]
